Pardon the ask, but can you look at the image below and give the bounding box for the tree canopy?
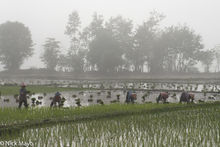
[0,21,33,70]
[41,38,60,71]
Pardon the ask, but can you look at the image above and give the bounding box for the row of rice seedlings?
[1,103,218,133]
[6,104,220,146]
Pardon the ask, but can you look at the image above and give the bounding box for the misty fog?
[0,0,220,74]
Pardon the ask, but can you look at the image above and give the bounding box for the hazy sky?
[0,0,220,70]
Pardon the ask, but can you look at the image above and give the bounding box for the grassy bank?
[0,85,85,96]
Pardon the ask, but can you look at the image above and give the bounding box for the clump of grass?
[106,91,111,98]
[36,100,42,105]
[31,98,36,104]
[97,99,104,105]
[97,92,101,96]
[75,98,81,107]
[72,94,77,98]
[116,94,120,100]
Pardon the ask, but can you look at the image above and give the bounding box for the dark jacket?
[19,88,27,100]
[126,91,136,103]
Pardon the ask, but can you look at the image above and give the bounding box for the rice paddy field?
[1,78,220,146]
[1,103,220,147]
[1,78,220,108]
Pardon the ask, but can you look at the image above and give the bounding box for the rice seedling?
[31,98,36,104]
[88,98,93,102]
[116,94,120,100]
[110,100,119,103]
[37,96,43,100]
[106,91,111,98]
[78,91,84,95]
[97,92,101,96]
[75,98,81,107]
[72,94,77,98]
[3,98,9,102]
[97,99,104,105]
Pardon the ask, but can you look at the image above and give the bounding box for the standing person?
[18,83,28,108]
[125,90,136,103]
[50,92,61,107]
[125,90,132,103]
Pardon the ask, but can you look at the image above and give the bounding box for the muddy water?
[0,90,219,108]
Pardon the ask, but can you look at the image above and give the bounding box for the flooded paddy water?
[1,79,220,107]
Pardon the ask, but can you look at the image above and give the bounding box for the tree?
[84,12,104,39]
[65,11,81,43]
[133,11,165,73]
[41,38,60,71]
[0,21,33,70]
[65,11,85,72]
[161,25,204,72]
[105,16,134,71]
[213,45,220,72]
[88,29,123,73]
[197,50,214,72]
[80,12,105,71]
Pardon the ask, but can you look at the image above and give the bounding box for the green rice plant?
[97,92,101,96]
[116,94,120,100]
[97,99,104,105]
[36,100,42,105]
[75,98,81,107]
[3,98,9,102]
[88,98,93,102]
[106,91,111,98]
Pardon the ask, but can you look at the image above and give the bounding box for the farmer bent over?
[50,92,61,107]
[180,91,194,103]
[18,83,28,108]
[125,90,137,103]
[157,92,169,103]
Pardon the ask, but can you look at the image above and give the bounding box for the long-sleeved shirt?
[19,88,27,100]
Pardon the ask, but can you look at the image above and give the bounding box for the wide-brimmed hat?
[21,83,26,87]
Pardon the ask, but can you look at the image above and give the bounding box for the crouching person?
[180,91,194,103]
[50,92,61,107]
[157,92,169,103]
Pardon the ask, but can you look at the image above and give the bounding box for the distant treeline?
[0,11,220,73]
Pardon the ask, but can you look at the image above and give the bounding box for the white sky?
[0,0,220,70]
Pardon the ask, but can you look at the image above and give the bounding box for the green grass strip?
[0,85,86,96]
[1,102,220,131]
